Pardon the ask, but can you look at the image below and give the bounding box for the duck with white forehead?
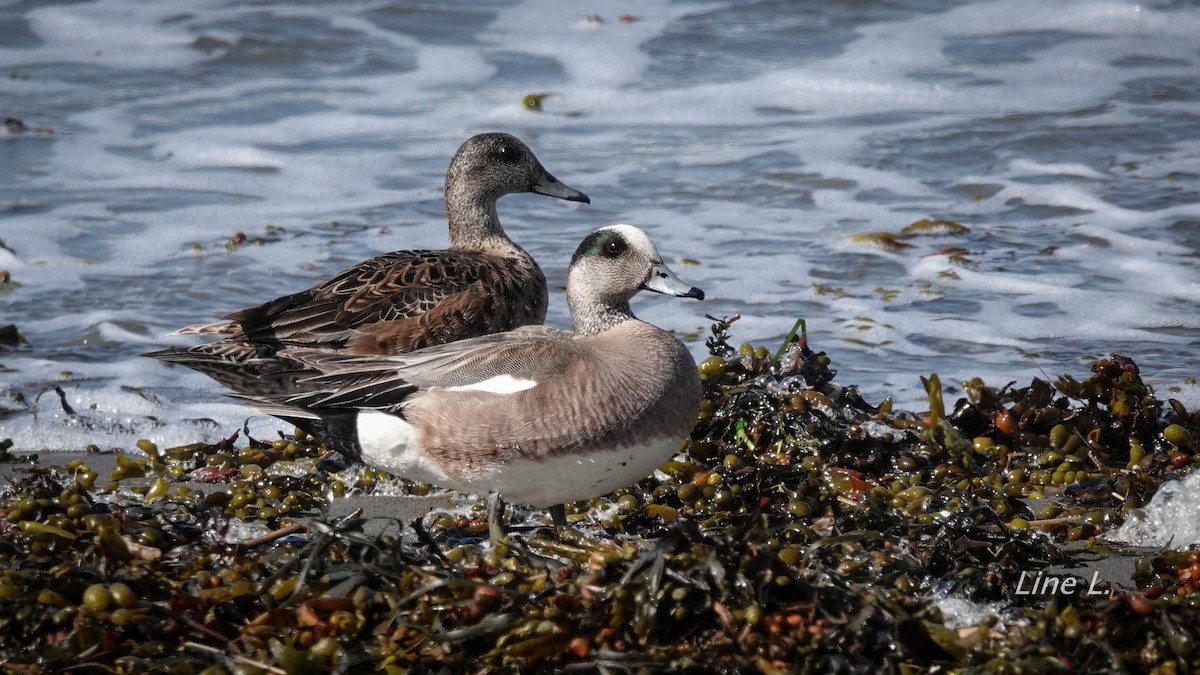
[225,224,705,539]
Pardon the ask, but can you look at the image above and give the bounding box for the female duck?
[167,132,589,356]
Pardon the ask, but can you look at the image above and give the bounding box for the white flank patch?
[356,411,416,457]
[355,411,449,484]
[444,374,539,394]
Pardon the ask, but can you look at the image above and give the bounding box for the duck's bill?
[642,262,705,301]
[533,170,591,204]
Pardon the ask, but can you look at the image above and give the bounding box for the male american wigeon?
[161,132,589,359]
[172,225,704,539]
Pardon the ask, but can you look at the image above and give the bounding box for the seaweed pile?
[1,316,1199,673]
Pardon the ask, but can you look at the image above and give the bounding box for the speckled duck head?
[444,132,590,248]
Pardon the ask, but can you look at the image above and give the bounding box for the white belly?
[356,408,681,507]
[472,436,683,507]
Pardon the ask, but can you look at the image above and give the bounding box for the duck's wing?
[277,325,576,411]
[179,248,544,353]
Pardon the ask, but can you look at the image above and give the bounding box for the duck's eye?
[490,144,518,163]
[601,238,626,258]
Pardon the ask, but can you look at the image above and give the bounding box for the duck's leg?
[486,492,507,543]
[549,504,567,528]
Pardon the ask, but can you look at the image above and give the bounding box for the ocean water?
[2,0,1199,456]
[1115,470,1200,548]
